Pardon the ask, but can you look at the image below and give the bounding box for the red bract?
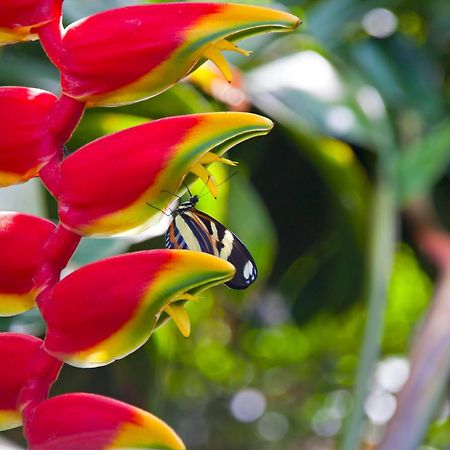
[42,250,235,367]
[0,87,58,187]
[39,3,300,106]
[0,333,62,431]
[0,212,56,316]
[48,112,272,237]
[25,393,185,450]
[0,0,61,45]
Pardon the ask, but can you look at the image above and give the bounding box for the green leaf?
[397,123,450,204]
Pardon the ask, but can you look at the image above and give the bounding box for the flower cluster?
[0,1,299,448]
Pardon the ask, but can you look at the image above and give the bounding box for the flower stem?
[19,347,63,428]
[340,153,398,450]
[35,224,81,311]
[49,94,85,144]
[37,15,65,67]
[40,94,85,194]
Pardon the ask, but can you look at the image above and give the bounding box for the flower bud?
[53,112,272,237]
[0,87,58,187]
[0,0,61,45]
[43,250,235,367]
[0,212,56,316]
[0,333,62,431]
[25,393,185,450]
[41,3,299,106]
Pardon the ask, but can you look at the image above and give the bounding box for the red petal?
[57,115,200,231]
[0,333,62,430]
[58,4,220,100]
[0,213,55,294]
[43,250,173,354]
[0,0,61,28]
[25,393,185,450]
[0,87,57,186]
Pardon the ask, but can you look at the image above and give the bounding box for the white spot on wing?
[243,261,254,280]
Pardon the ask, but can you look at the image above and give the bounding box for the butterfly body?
[165,195,257,289]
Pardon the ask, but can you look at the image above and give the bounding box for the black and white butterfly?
[164,194,257,289]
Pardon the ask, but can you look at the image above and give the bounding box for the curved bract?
[0,333,62,431]
[42,250,235,367]
[0,87,57,187]
[55,112,273,237]
[0,212,56,316]
[45,3,300,106]
[25,393,185,450]
[0,0,61,45]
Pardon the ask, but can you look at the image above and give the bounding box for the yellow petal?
[164,304,191,338]
[198,152,238,167]
[203,44,233,82]
[214,39,252,56]
[190,162,218,198]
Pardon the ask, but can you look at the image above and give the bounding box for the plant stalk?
[340,153,397,450]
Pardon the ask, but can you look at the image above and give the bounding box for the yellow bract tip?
[164,303,191,338]
[203,44,233,82]
[203,39,252,83]
[190,162,218,198]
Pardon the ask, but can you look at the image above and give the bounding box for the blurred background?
[0,0,449,448]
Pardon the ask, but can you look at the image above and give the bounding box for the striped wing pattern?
[165,208,257,289]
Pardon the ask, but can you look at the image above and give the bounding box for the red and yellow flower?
[0,334,185,449]
[25,393,185,450]
[40,3,300,106]
[0,0,61,45]
[0,212,56,316]
[51,112,272,237]
[0,333,62,431]
[0,87,59,187]
[42,250,235,367]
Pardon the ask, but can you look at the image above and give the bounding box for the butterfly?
[164,194,257,289]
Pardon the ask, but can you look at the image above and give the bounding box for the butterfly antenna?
[145,202,173,216]
[183,182,194,197]
[197,175,210,198]
[199,170,239,200]
[161,189,181,200]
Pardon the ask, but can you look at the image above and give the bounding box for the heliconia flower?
[0,87,57,187]
[42,250,235,368]
[49,112,272,237]
[0,333,62,431]
[24,393,185,450]
[0,212,56,316]
[39,3,300,107]
[0,0,61,45]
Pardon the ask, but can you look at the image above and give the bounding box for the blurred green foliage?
[1,0,449,448]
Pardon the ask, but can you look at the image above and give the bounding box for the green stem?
[340,153,397,450]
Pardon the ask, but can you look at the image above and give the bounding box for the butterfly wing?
[193,210,258,290]
[165,219,188,250]
[165,207,257,289]
[165,211,214,253]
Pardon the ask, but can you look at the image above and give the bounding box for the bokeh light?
[375,357,410,393]
[257,411,289,442]
[230,388,267,423]
[362,8,398,38]
[364,390,397,424]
